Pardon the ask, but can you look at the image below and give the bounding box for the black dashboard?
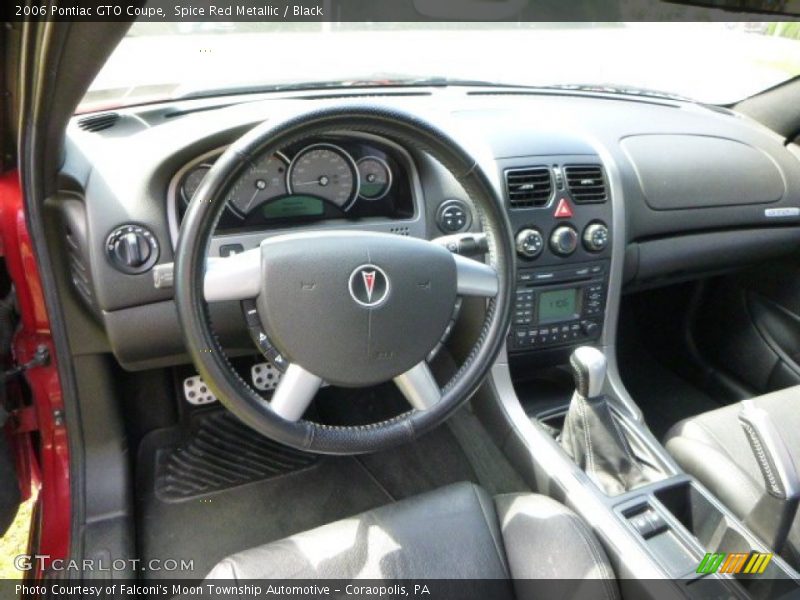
[58,88,800,370]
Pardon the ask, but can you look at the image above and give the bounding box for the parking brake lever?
[738,399,800,554]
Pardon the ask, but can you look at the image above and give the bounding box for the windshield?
[82,22,800,110]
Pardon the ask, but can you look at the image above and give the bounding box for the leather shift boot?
[561,392,650,496]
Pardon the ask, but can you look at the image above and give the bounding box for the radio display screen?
[538,288,579,323]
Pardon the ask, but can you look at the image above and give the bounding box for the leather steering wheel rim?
[175,104,515,454]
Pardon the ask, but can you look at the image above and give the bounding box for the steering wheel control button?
[515,228,544,259]
[550,225,579,257]
[242,299,288,372]
[583,222,609,253]
[348,264,390,307]
[106,224,159,274]
[436,199,471,233]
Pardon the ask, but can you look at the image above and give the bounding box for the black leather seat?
[665,386,800,568]
[206,482,619,599]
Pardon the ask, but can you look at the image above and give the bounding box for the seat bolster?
[664,422,763,517]
[206,482,510,580]
[664,388,800,569]
[494,494,619,600]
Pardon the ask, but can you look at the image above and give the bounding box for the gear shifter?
[570,346,607,399]
[560,346,650,495]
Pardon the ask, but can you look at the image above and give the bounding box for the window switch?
[630,509,666,538]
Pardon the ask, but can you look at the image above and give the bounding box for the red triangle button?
[554,198,574,219]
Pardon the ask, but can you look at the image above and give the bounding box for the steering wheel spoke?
[394,362,441,410]
[204,248,261,302]
[269,363,322,421]
[453,254,499,297]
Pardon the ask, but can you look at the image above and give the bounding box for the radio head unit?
[509,260,608,353]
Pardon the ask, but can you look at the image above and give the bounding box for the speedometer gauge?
[357,156,392,200]
[287,144,359,210]
[226,152,289,217]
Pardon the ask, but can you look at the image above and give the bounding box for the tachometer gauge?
[227,152,289,217]
[357,156,392,200]
[287,144,359,210]
[181,164,212,205]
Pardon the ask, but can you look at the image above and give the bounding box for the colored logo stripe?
[697,552,772,575]
[744,553,772,574]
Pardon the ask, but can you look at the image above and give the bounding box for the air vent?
[504,167,552,208]
[65,229,94,308]
[564,165,607,203]
[76,112,120,132]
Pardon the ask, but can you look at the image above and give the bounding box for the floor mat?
[138,450,391,579]
[136,408,518,579]
[154,411,317,501]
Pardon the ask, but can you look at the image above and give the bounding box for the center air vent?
[77,112,120,133]
[505,167,552,208]
[564,165,607,203]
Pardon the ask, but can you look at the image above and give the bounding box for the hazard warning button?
[554,198,574,219]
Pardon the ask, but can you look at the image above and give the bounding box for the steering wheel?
[174,105,514,454]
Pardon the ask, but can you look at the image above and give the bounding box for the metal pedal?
[250,362,329,392]
[183,375,218,406]
[184,362,322,406]
[250,362,284,391]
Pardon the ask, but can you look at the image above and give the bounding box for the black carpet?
[618,342,722,440]
[136,407,523,579]
[154,411,318,501]
[138,445,391,579]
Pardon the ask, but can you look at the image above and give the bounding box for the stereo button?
[581,320,600,337]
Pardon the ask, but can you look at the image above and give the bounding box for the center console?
[498,155,613,356]
[476,150,800,599]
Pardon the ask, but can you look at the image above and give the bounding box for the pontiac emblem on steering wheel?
[349,264,390,307]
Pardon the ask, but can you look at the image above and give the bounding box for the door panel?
[0,430,21,535]
[694,261,800,396]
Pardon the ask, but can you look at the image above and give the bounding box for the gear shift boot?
[560,347,652,495]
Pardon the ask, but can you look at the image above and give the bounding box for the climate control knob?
[515,228,544,259]
[550,225,579,257]
[583,222,609,253]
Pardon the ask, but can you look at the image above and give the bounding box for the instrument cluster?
[175,137,414,231]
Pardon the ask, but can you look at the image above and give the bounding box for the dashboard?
[58,88,800,370]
